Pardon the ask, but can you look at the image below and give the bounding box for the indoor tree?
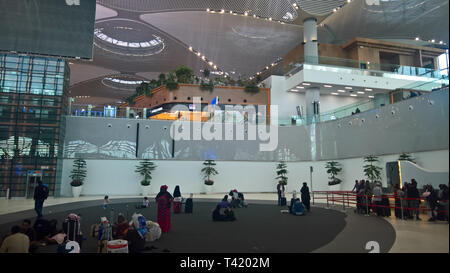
[202,68,210,78]
[398,152,416,164]
[325,161,342,186]
[201,160,218,185]
[174,65,194,83]
[69,159,87,187]
[135,159,157,186]
[165,73,179,91]
[363,155,382,183]
[275,161,288,185]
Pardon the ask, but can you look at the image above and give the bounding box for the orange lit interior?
[150,111,211,122]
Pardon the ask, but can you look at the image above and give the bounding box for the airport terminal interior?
[0,0,448,254]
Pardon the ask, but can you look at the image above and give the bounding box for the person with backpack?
[33,178,49,218]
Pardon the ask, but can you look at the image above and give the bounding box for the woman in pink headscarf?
[155,185,173,232]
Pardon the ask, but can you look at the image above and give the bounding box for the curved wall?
[60,149,449,196]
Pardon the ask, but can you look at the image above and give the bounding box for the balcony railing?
[285,55,449,82]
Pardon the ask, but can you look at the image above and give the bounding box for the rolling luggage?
[63,214,80,242]
[185,198,193,213]
[280,197,287,206]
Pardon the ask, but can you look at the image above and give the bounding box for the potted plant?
[275,161,288,186]
[363,155,382,184]
[201,160,218,194]
[135,159,157,196]
[325,161,342,186]
[69,159,87,198]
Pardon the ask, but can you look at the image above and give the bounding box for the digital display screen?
[0,0,96,59]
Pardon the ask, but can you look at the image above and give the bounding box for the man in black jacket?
[33,178,48,218]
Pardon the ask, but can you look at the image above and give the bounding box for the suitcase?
[280,197,287,206]
[292,202,305,216]
[63,219,79,242]
[107,239,129,253]
[185,198,193,213]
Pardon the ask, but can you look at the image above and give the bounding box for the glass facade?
[0,53,69,198]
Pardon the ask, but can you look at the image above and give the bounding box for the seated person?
[212,205,226,221]
[229,190,241,208]
[33,218,50,241]
[291,200,306,216]
[44,229,66,245]
[0,225,30,253]
[224,206,236,221]
[21,219,38,253]
[125,228,146,253]
[136,197,150,209]
[220,195,230,208]
[114,214,129,239]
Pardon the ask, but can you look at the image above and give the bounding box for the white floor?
[0,192,448,253]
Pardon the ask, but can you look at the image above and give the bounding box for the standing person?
[438,184,449,221]
[173,185,182,214]
[352,180,360,192]
[33,178,49,218]
[394,184,405,219]
[372,182,383,216]
[277,181,285,206]
[364,181,373,214]
[300,182,311,212]
[155,185,173,232]
[407,180,421,220]
[0,225,30,253]
[103,195,110,210]
[423,185,439,221]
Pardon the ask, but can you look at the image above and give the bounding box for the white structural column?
[304,17,320,124]
[305,88,320,124]
[303,17,318,63]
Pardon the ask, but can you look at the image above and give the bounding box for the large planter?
[72,186,83,198]
[141,185,152,197]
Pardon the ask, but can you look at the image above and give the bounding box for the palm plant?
[69,159,87,187]
[201,160,218,185]
[325,161,342,186]
[398,152,416,164]
[135,159,157,186]
[275,161,288,185]
[363,155,382,183]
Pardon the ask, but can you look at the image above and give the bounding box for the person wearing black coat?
[300,183,311,212]
[33,178,49,218]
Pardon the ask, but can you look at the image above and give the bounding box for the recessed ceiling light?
[368,95,374,98]
[350,94,357,97]
[206,8,210,12]
[345,86,352,89]
[302,83,311,86]
[324,85,333,88]
[431,39,435,43]
[439,41,444,44]
[357,91,365,94]
[365,88,372,91]
[197,52,201,56]
[331,93,338,95]
[189,46,193,51]
[337,90,345,92]
[298,86,305,89]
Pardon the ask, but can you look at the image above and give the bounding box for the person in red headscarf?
[155,185,173,232]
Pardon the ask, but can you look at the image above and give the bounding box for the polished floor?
[0,192,448,253]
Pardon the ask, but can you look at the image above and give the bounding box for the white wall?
[61,149,449,197]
